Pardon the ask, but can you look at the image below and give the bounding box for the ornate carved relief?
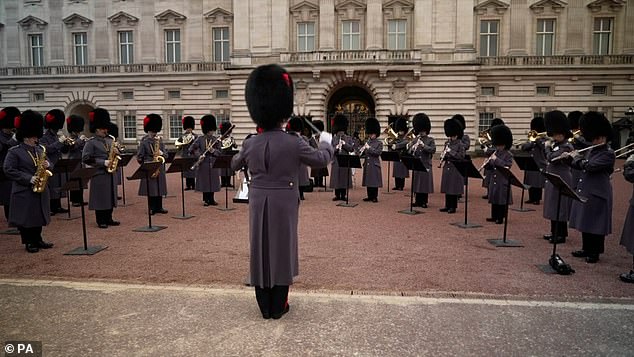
[154,9,187,25]
[335,0,366,19]
[587,0,625,13]
[290,1,319,22]
[474,0,510,16]
[390,80,409,105]
[108,11,139,27]
[204,8,233,24]
[295,81,310,106]
[63,13,93,29]
[17,15,48,30]
[383,0,414,18]
[529,0,567,14]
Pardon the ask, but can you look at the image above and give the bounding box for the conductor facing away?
[231,64,334,319]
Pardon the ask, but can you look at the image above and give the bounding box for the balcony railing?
[478,55,634,66]
[280,49,421,63]
[0,62,228,77]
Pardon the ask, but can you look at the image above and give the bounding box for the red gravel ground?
[1,157,632,301]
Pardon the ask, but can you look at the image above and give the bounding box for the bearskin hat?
[287,116,304,133]
[245,64,294,130]
[452,114,466,129]
[182,116,195,130]
[109,122,119,139]
[530,116,546,133]
[365,117,381,136]
[491,124,513,150]
[219,121,233,135]
[143,113,162,133]
[88,108,111,133]
[490,118,505,128]
[313,119,325,132]
[332,114,349,133]
[0,107,20,129]
[444,118,464,138]
[66,115,84,133]
[544,111,572,138]
[45,109,65,130]
[394,117,408,133]
[200,114,217,134]
[15,110,44,141]
[580,111,612,142]
[412,113,431,134]
[567,111,583,130]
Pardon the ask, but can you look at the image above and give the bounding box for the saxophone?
[33,145,53,193]
[106,135,122,174]
[151,135,165,178]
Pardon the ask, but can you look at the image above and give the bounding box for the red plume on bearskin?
[14,116,21,129]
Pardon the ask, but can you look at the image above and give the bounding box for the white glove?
[104,160,111,167]
[30,176,37,184]
[319,132,332,145]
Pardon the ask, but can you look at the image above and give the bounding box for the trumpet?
[405,128,416,142]
[551,142,605,162]
[335,134,346,151]
[513,130,548,147]
[615,142,634,159]
[58,133,75,146]
[190,125,235,170]
[358,142,370,156]
[478,129,492,149]
[568,129,582,143]
[175,132,195,148]
[438,141,450,168]
[407,135,423,154]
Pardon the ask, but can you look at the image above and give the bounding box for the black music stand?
[537,172,586,275]
[63,167,108,255]
[164,151,178,198]
[399,155,427,215]
[487,166,526,247]
[117,153,135,206]
[451,159,483,228]
[213,154,237,211]
[380,151,400,194]
[510,155,539,212]
[336,154,361,207]
[128,161,166,232]
[167,157,197,220]
[54,158,82,220]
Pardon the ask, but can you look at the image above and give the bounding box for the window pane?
[352,21,359,33]
[480,39,488,56]
[490,21,497,33]
[352,34,359,50]
[388,35,396,50]
[174,30,180,41]
[544,35,553,56]
[307,22,314,34]
[306,37,314,51]
[175,43,181,62]
[389,20,396,32]
[490,37,497,56]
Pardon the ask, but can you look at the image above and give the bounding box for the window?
[341,21,360,50]
[481,86,496,96]
[119,90,134,100]
[118,31,134,64]
[32,92,45,102]
[168,111,184,140]
[536,86,551,96]
[73,32,88,65]
[215,111,230,122]
[593,18,612,55]
[533,111,545,119]
[215,89,229,99]
[122,112,136,140]
[167,90,181,99]
[213,27,230,62]
[479,20,499,57]
[478,112,495,133]
[536,19,555,56]
[297,22,315,52]
[592,85,608,95]
[165,29,181,63]
[29,34,44,67]
[387,20,406,50]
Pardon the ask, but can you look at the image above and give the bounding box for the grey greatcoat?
[39,129,67,200]
[231,129,333,288]
[68,135,87,188]
[620,157,634,254]
[137,136,168,197]
[440,139,465,195]
[309,136,329,178]
[392,137,409,178]
[521,138,547,188]
[330,133,355,189]
[3,144,51,227]
[543,141,573,221]
[0,131,18,205]
[177,132,198,179]
[361,138,383,188]
[571,136,589,189]
[482,146,496,188]
[289,133,311,186]
[569,145,615,235]
[486,149,514,205]
[82,136,118,210]
[189,134,221,193]
[411,135,436,193]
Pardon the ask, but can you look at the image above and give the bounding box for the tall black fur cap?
[287,116,304,133]
[490,118,505,128]
[332,114,348,133]
[313,119,325,132]
[0,107,20,129]
[365,117,381,136]
[444,118,464,138]
[412,113,431,134]
[491,124,513,149]
[88,108,111,133]
[220,121,233,135]
[545,110,572,138]
[45,109,65,130]
[530,116,546,132]
[580,111,612,142]
[143,113,162,133]
[245,64,294,130]
[394,117,408,132]
[200,114,217,133]
[452,114,466,129]
[15,110,44,141]
[567,111,583,130]
[182,116,195,130]
[109,122,119,139]
[66,114,84,133]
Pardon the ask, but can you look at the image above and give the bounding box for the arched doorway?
[65,101,94,136]
[326,85,375,135]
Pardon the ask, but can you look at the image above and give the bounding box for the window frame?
[167,110,184,141]
[479,20,499,57]
[387,19,407,50]
[297,22,316,52]
[29,33,44,67]
[477,111,497,134]
[536,19,555,56]
[593,17,613,55]
[164,29,181,63]
[118,30,134,65]
[122,111,137,141]
[341,20,361,50]
[212,27,230,62]
[73,32,88,65]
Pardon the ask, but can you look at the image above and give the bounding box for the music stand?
[164,151,178,198]
[128,161,166,232]
[54,158,81,220]
[487,166,526,247]
[63,167,108,255]
[117,153,135,206]
[167,157,198,220]
[537,172,586,275]
[336,154,361,207]
[399,155,427,215]
[380,151,400,194]
[451,159,483,228]
[213,153,237,211]
[510,155,539,212]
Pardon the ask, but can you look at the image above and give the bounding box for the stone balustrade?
[0,62,228,77]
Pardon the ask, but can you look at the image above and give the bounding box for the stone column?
[507,0,527,55]
[319,0,335,50]
[414,0,432,51]
[271,0,289,52]
[433,0,455,47]
[564,0,585,55]
[366,0,382,49]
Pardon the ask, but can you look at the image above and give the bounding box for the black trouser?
[18,226,42,245]
[582,232,605,255]
[185,178,195,189]
[221,176,232,187]
[254,285,289,317]
[149,196,163,211]
[491,204,507,220]
[95,209,113,225]
[3,205,9,221]
[69,190,83,204]
[50,198,62,211]
[202,192,215,204]
[550,220,568,238]
[394,178,405,190]
[335,189,346,200]
[366,187,378,200]
[528,187,542,202]
[445,194,458,209]
[415,193,428,205]
[314,175,324,187]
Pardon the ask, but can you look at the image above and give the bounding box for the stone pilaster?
[456,0,474,50]
[319,0,335,50]
[232,0,251,63]
[414,0,432,50]
[140,0,156,62]
[49,0,64,65]
[5,0,20,66]
[507,0,527,55]
[366,0,382,49]
[433,0,455,47]
[188,0,203,61]
[271,0,289,52]
[250,0,270,51]
[624,1,634,54]
[94,0,109,64]
[564,0,585,55]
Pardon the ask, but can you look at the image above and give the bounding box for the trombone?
[615,142,634,159]
[513,130,548,147]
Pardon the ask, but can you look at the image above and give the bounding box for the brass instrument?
[151,135,165,178]
[568,129,581,143]
[551,142,605,162]
[190,125,236,170]
[527,130,548,142]
[58,133,75,146]
[438,141,450,168]
[615,143,634,159]
[382,124,398,147]
[33,145,53,193]
[478,154,495,172]
[106,135,122,174]
[407,134,424,154]
[221,136,236,150]
[405,128,416,142]
[175,132,195,148]
[358,142,370,156]
[478,129,492,149]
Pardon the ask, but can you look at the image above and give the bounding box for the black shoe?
[117,196,122,200]
[543,234,553,241]
[371,198,378,203]
[482,195,488,199]
[203,201,210,207]
[37,240,54,249]
[362,197,371,202]
[332,197,340,201]
[184,187,193,191]
[54,207,70,214]
[272,304,290,320]
[486,217,496,222]
[107,220,121,226]
[392,187,399,191]
[25,244,39,253]
[585,254,599,263]
[209,201,218,206]
[262,312,271,319]
[532,201,541,205]
[72,202,83,207]
[154,208,168,214]
[98,223,109,229]
[619,270,634,283]
[447,208,456,214]
[495,219,504,224]
[572,250,589,258]
[439,207,449,212]
[549,236,566,244]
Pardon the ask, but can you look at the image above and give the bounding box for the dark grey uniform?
[177,132,198,180]
[230,129,333,288]
[570,135,589,189]
[361,138,383,188]
[521,138,547,189]
[0,131,18,217]
[392,136,409,179]
[82,136,118,211]
[620,157,634,254]
[411,135,436,194]
[39,129,67,201]
[482,146,496,189]
[461,134,471,152]
[330,133,355,191]
[137,136,168,197]
[189,135,221,194]
[68,135,87,203]
[440,139,465,195]
[543,141,573,222]
[486,149,514,205]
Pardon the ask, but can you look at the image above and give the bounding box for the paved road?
[1,279,633,356]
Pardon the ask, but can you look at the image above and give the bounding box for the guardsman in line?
[309,120,329,188]
[408,113,436,208]
[521,117,548,205]
[619,153,634,283]
[453,114,470,201]
[177,116,198,190]
[484,125,514,224]
[231,64,333,319]
[3,110,54,253]
[330,114,355,201]
[137,114,168,215]
[360,117,383,203]
[189,115,221,206]
[391,117,409,191]
[439,118,466,214]
[108,122,125,200]
[569,112,615,264]
[219,120,237,188]
[65,114,87,207]
[567,110,587,190]
[481,118,505,199]
[542,111,574,244]
[286,116,311,200]
[40,109,71,215]
[0,107,20,222]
